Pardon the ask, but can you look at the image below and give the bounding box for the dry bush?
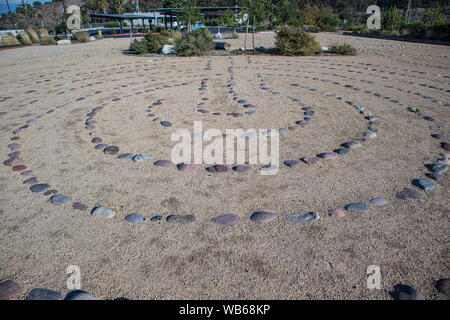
[175,28,215,56]
[26,28,40,43]
[18,32,33,45]
[328,43,357,55]
[275,26,322,56]
[74,31,90,43]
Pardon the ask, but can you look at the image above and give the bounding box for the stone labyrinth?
[1,50,449,228]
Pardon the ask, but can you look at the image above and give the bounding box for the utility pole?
[5,0,14,28]
[61,0,68,39]
[21,0,30,25]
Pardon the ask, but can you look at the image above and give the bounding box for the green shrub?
[18,32,33,45]
[206,18,221,26]
[382,7,406,30]
[142,33,167,53]
[328,43,357,55]
[40,37,56,45]
[274,26,322,56]
[346,24,367,32]
[25,28,40,43]
[131,39,150,54]
[175,28,215,56]
[430,20,450,41]
[74,31,90,43]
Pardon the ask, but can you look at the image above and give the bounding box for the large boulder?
[161,44,176,55]
[57,39,71,45]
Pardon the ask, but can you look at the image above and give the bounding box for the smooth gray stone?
[345,203,370,212]
[64,290,96,300]
[334,148,349,155]
[72,202,89,211]
[284,160,302,168]
[285,212,319,223]
[211,214,240,226]
[364,131,376,139]
[133,154,153,162]
[412,178,437,191]
[370,197,389,206]
[160,121,172,127]
[50,194,71,205]
[91,206,115,219]
[342,142,361,149]
[427,164,448,174]
[250,211,277,223]
[23,177,38,184]
[25,288,62,300]
[124,213,146,224]
[29,183,50,193]
[166,215,197,224]
[118,153,133,159]
[396,188,422,200]
[278,128,289,136]
[425,172,444,181]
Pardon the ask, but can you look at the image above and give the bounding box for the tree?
[422,2,443,26]
[243,0,270,25]
[275,0,299,25]
[301,1,320,26]
[113,0,125,14]
[95,0,109,13]
[382,6,406,30]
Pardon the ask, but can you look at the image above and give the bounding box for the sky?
[0,0,53,15]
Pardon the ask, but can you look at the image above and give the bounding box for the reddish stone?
[12,165,27,172]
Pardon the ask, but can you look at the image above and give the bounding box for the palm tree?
[5,0,14,28]
[96,0,109,13]
[114,0,125,14]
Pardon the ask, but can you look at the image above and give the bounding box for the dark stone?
[396,187,422,200]
[436,279,450,296]
[25,288,62,300]
[232,165,253,173]
[0,280,21,300]
[104,146,119,155]
[124,213,146,224]
[29,183,51,193]
[206,165,229,173]
[345,203,370,212]
[154,160,173,167]
[390,284,424,300]
[211,214,240,226]
[64,290,96,300]
[72,202,89,211]
[250,211,277,223]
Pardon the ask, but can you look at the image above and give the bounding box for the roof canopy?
[90,6,242,20]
